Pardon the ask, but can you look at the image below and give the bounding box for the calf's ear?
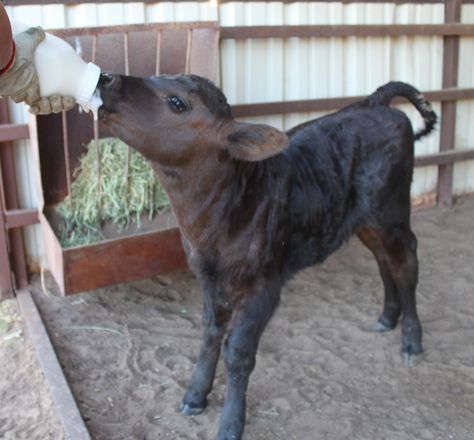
[221,120,289,161]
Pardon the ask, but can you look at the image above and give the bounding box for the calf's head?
[98,73,289,167]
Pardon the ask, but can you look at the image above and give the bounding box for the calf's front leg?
[217,282,281,440]
[181,299,231,416]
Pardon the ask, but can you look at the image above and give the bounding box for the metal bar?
[221,24,474,40]
[61,111,73,198]
[91,34,98,64]
[232,87,474,118]
[124,33,132,205]
[0,124,30,143]
[155,31,162,75]
[49,21,219,39]
[185,29,193,74]
[415,148,474,167]
[5,209,39,229]
[91,36,101,216]
[16,289,92,440]
[437,0,462,207]
[123,34,130,76]
[93,120,101,216]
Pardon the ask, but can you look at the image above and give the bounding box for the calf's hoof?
[374,320,396,332]
[216,428,243,440]
[401,336,423,367]
[401,351,423,368]
[180,401,207,416]
[374,313,398,332]
[401,327,423,368]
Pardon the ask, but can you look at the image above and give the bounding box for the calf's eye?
[168,96,187,113]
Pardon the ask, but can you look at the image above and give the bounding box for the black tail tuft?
[367,81,437,141]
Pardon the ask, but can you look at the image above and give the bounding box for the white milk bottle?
[11,20,101,111]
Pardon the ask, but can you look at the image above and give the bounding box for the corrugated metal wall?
[4,2,474,269]
[457,5,474,194]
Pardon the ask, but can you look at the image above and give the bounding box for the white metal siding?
[4,2,473,269]
[456,4,474,194]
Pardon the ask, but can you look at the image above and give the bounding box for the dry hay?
[56,137,169,247]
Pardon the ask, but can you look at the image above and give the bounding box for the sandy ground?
[0,299,65,440]
[2,197,474,440]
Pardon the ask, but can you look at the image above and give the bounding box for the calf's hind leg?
[357,228,402,331]
[357,225,423,366]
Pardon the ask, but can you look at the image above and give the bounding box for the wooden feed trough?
[30,22,220,295]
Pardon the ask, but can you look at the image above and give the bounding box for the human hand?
[29,95,76,114]
[0,26,45,105]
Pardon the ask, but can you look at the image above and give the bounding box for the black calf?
[99,76,437,440]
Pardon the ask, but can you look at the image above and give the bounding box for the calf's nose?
[98,72,116,88]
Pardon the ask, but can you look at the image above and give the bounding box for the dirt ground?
[0,299,65,440]
[2,197,474,440]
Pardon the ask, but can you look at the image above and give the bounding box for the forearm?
[0,3,15,73]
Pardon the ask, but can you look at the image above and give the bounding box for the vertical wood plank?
[438,0,462,207]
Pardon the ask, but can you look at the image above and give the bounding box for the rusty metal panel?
[189,27,220,79]
[128,30,159,77]
[159,28,189,74]
[95,33,127,74]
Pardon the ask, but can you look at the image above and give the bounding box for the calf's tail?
[367,81,437,141]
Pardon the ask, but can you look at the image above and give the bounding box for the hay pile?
[56,137,170,247]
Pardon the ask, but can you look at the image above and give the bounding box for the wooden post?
[438,0,462,207]
[0,98,30,298]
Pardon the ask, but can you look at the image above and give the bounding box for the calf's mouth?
[97,72,120,120]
